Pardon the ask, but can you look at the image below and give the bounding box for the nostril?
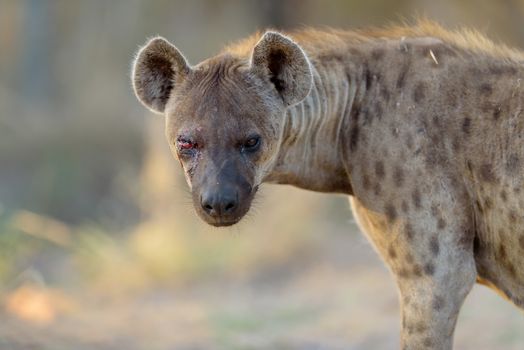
[224,201,236,212]
[201,196,214,214]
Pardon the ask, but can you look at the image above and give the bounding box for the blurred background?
[1,1,524,349]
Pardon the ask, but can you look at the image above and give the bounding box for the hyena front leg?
[351,197,477,350]
[397,247,476,349]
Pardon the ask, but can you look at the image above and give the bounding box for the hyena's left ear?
[250,31,313,107]
[132,37,191,114]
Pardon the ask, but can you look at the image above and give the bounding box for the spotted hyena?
[132,20,524,349]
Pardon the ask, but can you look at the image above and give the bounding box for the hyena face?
[132,33,312,226]
[163,60,286,227]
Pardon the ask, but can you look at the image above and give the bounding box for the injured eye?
[176,138,198,153]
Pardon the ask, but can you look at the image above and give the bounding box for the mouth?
[195,208,246,227]
[208,217,242,227]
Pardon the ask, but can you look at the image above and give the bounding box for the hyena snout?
[196,180,254,227]
[201,187,238,218]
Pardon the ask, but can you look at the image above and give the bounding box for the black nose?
[201,190,238,217]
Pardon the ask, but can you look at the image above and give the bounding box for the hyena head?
[132,32,312,226]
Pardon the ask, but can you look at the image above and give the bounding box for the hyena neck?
[264,57,367,194]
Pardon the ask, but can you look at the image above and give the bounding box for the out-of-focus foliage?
[1,1,524,349]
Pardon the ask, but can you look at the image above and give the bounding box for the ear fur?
[132,37,191,114]
[251,31,313,106]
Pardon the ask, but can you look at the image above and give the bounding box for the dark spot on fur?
[437,218,446,230]
[412,264,422,277]
[406,324,414,335]
[388,246,397,259]
[506,154,520,174]
[364,66,373,89]
[423,338,434,347]
[500,190,507,202]
[348,103,361,152]
[371,48,385,60]
[398,268,411,279]
[375,161,385,179]
[393,167,404,187]
[380,86,390,102]
[452,138,460,152]
[349,124,360,152]
[506,262,517,278]
[462,117,471,135]
[430,204,439,217]
[479,83,493,96]
[488,64,518,75]
[493,106,501,120]
[479,163,497,183]
[447,90,458,108]
[374,102,384,121]
[460,225,475,246]
[430,236,440,256]
[466,67,482,77]
[405,133,414,150]
[401,200,409,213]
[508,210,517,223]
[432,115,441,128]
[413,82,426,103]
[362,170,372,190]
[349,48,362,57]
[390,126,398,138]
[499,244,507,259]
[481,102,493,114]
[484,197,493,210]
[385,204,397,222]
[466,160,474,173]
[432,296,444,311]
[415,323,428,333]
[519,235,524,250]
[374,183,382,196]
[475,199,483,213]
[405,252,414,264]
[405,223,415,241]
[412,189,422,209]
[424,147,445,170]
[424,263,435,276]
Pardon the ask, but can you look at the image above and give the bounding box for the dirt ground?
[1,225,523,350]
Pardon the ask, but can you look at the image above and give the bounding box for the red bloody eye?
[177,139,196,151]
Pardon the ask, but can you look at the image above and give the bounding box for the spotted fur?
[132,20,524,349]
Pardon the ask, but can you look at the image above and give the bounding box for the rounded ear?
[132,37,191,114]
[250,31,313,107]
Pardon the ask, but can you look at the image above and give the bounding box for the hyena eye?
[177,138,197,152]
[241,135,261,152]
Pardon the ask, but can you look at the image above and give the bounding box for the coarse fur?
[132,19,524,349]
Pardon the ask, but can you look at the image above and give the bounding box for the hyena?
[132,20,524,349]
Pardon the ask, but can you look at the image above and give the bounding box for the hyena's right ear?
[250,32,313,107]
[132,37,191,114]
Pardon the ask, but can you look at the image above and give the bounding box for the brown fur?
[132,20,524,349]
